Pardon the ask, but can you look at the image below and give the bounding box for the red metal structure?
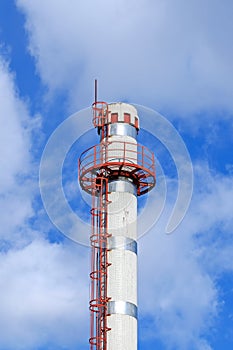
[78,101,156,349]
[89,176,111,349]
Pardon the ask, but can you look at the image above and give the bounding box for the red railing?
[79,140,156,195]
[92,101,109,128]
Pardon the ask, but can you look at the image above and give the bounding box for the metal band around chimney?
[107,301,138,319]
[108,179,137,196]
[108,236,137,254]
[108,123,137,139]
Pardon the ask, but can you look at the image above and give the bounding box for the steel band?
[108,179,137,196]
[108,123,137,139]
[108,236,137,254]
[107,301,138,319]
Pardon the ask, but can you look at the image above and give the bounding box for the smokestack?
[79,100,156,349]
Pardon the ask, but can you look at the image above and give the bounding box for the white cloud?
[0,58,30,189]
[0,55,89,349]
[16,0,233,116]
[138,164,233,349]
[139,226,217,349]
[0,57,36,246]
[0,239,89,350]
[2,2,233,348]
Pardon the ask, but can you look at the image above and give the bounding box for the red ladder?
[89,175,111,350]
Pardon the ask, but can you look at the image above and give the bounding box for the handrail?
[80,141,155,172]
[79,140,156,196]
[92,101,109,128]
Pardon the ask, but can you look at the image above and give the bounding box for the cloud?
[0,56,36,247]
[138,163,233,349]
[0,58,30,189]
[0,55,89,349]
[0,239,89,350]
[16,0,233,116]
[139,223,217,350]
[2,3,233,348]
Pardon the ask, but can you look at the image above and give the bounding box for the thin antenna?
[94,79,98,103]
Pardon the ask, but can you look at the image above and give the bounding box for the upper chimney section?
[92,102,139,140]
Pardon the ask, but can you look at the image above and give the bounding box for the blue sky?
[0,1,233,349]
